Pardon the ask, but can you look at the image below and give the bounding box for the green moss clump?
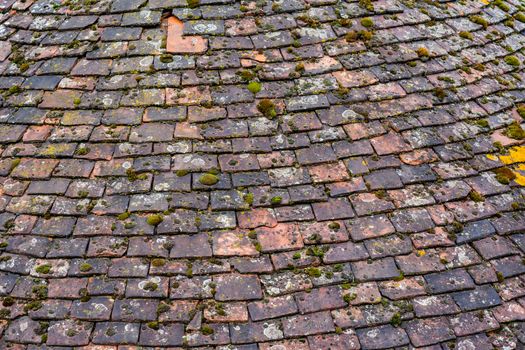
[35,264,52,274]
[305,267,321,277]
[201,325,214,335]
[292,252,301,259]
[244,193,254,205]
[5,85,22,96]
[151,258,166,267]
[390,312,402,327]
[2,296,14,307]
[515,12,525,23]
[117,212,130,220]
[505,121,525,140]
[157,303,170,314]
[433,87,447,100]
[147,321,159,330]
[494,167,516,184]
[493,0,509,12]
[176,169,189,177]
[469,191,485,202]
[247,81,261,94]
[360,17,374,28]
[459,31,473,40]
[24,300,42,312]
[504,55,521,67]
[358,0,374,11]
[146,214,163,226]
[328,222,340,230]
[517,105,525,119]
[238,70,255,81]
[199,173,219,186]
[143,282,158,291]
[32,285,48,299]
[159,54,173,63]
[345,30,373,42]
[470,15,488,28]
[257,99,277,118]
[343,293,357,303]
[270,196,282,205]
[476,119,489,128]
[79,263,92,272]
[187,0,199,8]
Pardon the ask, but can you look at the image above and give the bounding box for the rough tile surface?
[0,0,525,348]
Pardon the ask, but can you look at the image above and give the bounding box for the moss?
[505,121,525,140]
[433,87,447,100]
[24,300,42,312]
[360,17,374,28]
[469,191,485,202]
[159,54,173,63]
[292,252,301,259]
[393,271,405,281]
[238,70,255,81]
[358,0,374,11]
[496,271,505,282]
[157,303,170,314]
[201,325,214,335]
[0,242,7,249]
[199,173,219,186]
[247,81,261,94]
[451,221,464,234]
[79,263,92,272]
[147,321,159,330]
[517,105,525,119]
[343,293,357,303]
[151,258,166,267]
[75,146,90,155]
[390,312,402,327]
[9,158,20,172]
[176,169,189,177]
[470,15,488,28]
[117,212,130,220]
[270,196,282,205]
[35,264,52,274]
[187,0,199,8]
[476,119,489,128]
[73,97,81,106]
[494,0,509,12]
[257,99,277,118]
[143,282,158,291]
[305,267,321,277]
[459,31,473,40]
[32,285,48,299]
[416,47,429,58]
[504,55,521,67]
[328,222,340,230]
[146,214,163,226]
[494,167,516,184]
[346,30,373,42]
[244,192,254,205]
[5,85,22,96]
[515,12,525,23]
[2,296,14,307]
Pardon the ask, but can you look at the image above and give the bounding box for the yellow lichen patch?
[487,146,525,186]
[480,0,489,4]
[497,146,525,164]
